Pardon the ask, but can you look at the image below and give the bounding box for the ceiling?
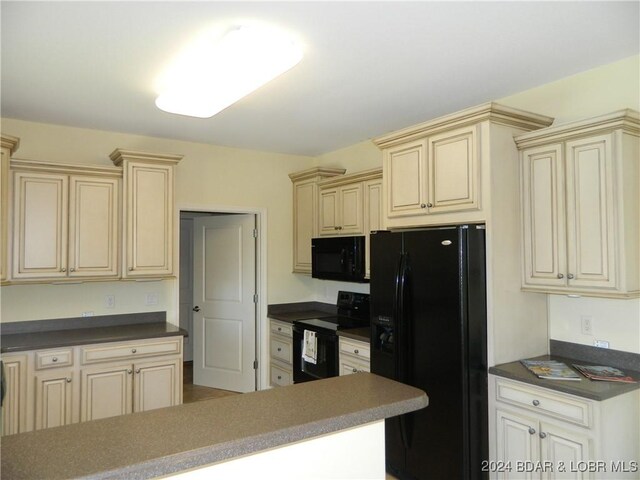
[1,2,638,157]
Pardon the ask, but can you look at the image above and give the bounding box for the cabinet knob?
[277,375,282,380]
[277,327,282,332]
[539,432,547,439]
[70,268,75,272]
[52,357,58,362]
[528,427,536,435]
[420,203,426,208]
[567,273,575,279]
[354,349,359,354]
[352,368,358,373]
[135,368,141,374]
[131,348,137,353]
[277,347,282,352]
[532,399,540,406]
[129,267,133,271]
[334,226,339,230]
[61,268,66,272]
[66,377,72,383]
[192,306,201,312]
[557,273,564,279]
[338,226,343,230]
[127,369,133,374]
[427,203,433,208]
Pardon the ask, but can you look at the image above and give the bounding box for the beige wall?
[0,119,318,324]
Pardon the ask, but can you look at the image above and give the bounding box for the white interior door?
[193,214,256,392]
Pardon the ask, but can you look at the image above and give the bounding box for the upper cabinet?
[289,167,345,274]
[1,135,19,282]
[11,161,120,280]
[110,149,183,279]
[374,103,554,229]
[516,110,640,298]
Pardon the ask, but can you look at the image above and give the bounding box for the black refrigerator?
[370,225,488,480]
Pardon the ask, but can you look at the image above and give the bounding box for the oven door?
[292,325,338,383]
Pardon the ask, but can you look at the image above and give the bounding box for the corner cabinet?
[10,161,120,280]
[516,110,640,298]
[1,135,19,282]
[110,149,183,278]
[489,375,640,480]
[374,103,554,229]
[289,167,345,274]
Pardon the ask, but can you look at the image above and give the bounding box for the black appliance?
[311,236,366,282]
[370,225,488,480]
[293,291,370,383]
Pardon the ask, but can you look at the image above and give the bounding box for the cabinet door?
[495,409,539,480]
[292,178,317,273]
[68,176,119,277]
[540,422,591,480]
[364,179,382,278]
[319,187,339,235]
[12,172,68,278]
[339,183,363,235]
[565,135,617,290]
[80,364,133,421]
[1,353,28,436]
[1,145,10,282]
[133,358,181,413]
[123,162,173,277]
[384,139,428,218]
[427,125,480,213]
[34,370,74,430]
[521,144,568,288]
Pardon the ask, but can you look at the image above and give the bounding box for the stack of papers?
[573,364,637,383]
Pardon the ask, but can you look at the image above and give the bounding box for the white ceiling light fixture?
[155,24,303,118]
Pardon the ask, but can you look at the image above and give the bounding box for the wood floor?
[183,361,239,403]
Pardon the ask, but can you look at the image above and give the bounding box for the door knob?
[193,306,201,312]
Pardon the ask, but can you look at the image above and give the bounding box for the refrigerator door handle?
[392,252,404,381]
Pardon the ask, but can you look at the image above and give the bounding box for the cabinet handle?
[66,377,72,383]
[70,268,75,272]
[532,399,540,406]
[539,432,547,439]
[135,368,141,374]
[557,273,564,279]
[338,226,343,230]
[52,357,58,363]
[528,427,536,435]
[127,369,133,374]
[277,347,282,352]
[427,203,433,208]
[131,348,137,353]
[352,368,358,373]
[192,306,201,312]
[354,349,359,354]
[567,273,575,279]
[420,203,426,208]
[277,327,282,332]
[61,268,66,272]
[277,375,282,380]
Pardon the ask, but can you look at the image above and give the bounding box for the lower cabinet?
[1,336,183,435]
[269,319,293,387]
[338,337,370,376]
[490,375,639,480]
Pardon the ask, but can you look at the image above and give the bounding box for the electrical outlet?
[145,293,159,306]
[81,311,94,317]
[105,295,115,308]
[594,340,610,349]
[581,315,593,335]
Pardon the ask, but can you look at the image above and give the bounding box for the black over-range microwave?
[311,236,367,282]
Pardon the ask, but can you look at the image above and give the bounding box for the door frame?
[175,204,268,391]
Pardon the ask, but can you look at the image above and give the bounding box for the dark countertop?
[490,355,640,401]
[1,312,186,353]
[267,301,336,323]
[338,327,371,343]
[1,373,428,480]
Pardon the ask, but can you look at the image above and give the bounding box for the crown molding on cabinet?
[109,149,183,167]
[317,167,382,188]
[288,166,346,182]
[1,134,20,154]
[10,158,122,178]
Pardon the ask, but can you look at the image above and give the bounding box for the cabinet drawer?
[495,378,592,428]
[270,320,293,338]
[81,337,182,365]
[270,337,292,364]
[270,363,292,387]
[35,349,73,370]
[339,337,370,360]
[339,357,370,376]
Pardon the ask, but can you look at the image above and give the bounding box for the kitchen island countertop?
[1,373,428,480]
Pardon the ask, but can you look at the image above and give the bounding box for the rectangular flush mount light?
[155,25,303,118]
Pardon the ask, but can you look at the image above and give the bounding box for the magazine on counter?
[520,360,581,381]
[573,364,638,383]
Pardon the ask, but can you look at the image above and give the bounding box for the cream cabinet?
[1,336,183,435]
[9,161,120,281]
[490,375,640,480]
[363,177,383,279]
[289,167,345,274]
[319,183,364,235]
[516,110,639,298]
[0,353,28,436]
[269,319,294,387]
[110,150,183,278]
[1,135,19,282]
[374,103,554,229]
[338,337,370,376]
